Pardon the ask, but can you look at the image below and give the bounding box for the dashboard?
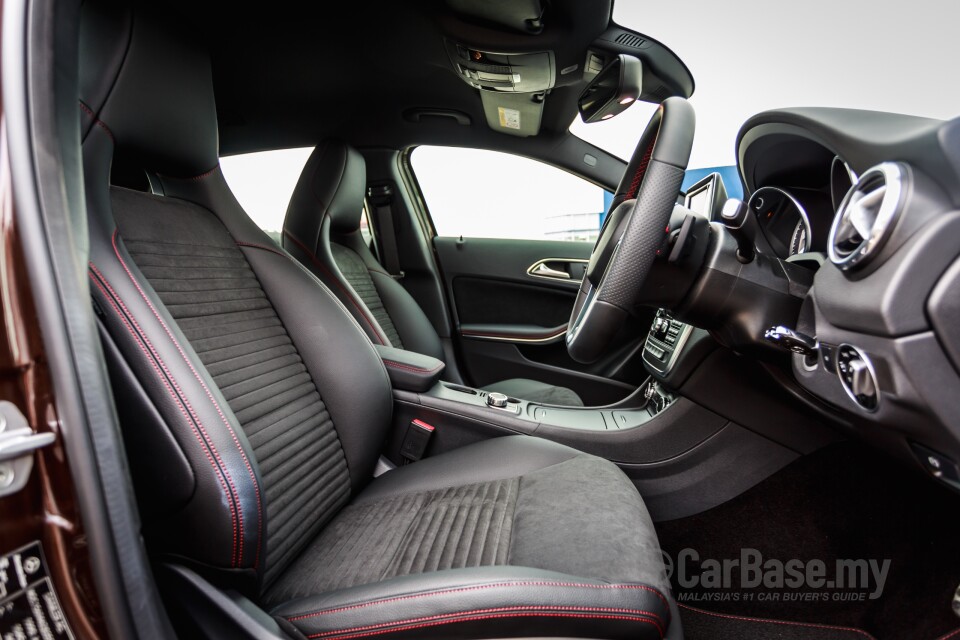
[747,157,858,259]
[732,107,960,491]
[749,186,813,257]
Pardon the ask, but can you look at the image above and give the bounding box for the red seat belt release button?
[400,419,435,463]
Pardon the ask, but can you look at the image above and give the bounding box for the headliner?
[204,0,613,155]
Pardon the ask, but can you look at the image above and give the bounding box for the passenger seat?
[282,141,584,406]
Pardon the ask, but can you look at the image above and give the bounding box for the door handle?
[530,262,570,279]
[527,258,588,282]
[0,401,55,497]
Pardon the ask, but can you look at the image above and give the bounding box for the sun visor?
[445,41,553,137]
[479,92,544,137]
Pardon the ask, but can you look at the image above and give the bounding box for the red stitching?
[236,240,286,258]
[382,360,443,374]
[304,606,663,639]
[106,231,263,569]
[89,270,239,562]
[185,165,218,181]
[158,164,219,182]
[107,232,262,568]
[677,603,876,639]
[626,140,655,199]
[937,629,960,640]
[78,101,115,142]
[288,581,669,621]
[283,230,388,346]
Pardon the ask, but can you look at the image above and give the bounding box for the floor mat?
[657,442,960,640]
[680,603,876,640]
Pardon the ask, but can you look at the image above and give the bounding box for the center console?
[382,322,803,522]
[378,307,715,446]
[427,380,673,432]
[642,309,694,375]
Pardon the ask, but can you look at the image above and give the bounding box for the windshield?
[573,0,960,175]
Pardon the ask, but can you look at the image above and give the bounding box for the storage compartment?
[529,405,608,430]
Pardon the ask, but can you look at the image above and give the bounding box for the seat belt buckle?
[400,419,434,463]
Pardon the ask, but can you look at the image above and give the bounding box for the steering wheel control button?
[763,326,818,356]
[836,344,880,412]
[486,392,510,408]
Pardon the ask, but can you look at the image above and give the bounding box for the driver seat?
[79,4,677,640]
[282,141,584,406]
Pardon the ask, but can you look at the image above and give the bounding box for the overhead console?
[437,0,694,137]
[446,43,554,93]
[444,41,555,137]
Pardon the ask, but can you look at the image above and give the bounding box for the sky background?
[582,0,960,167]
[223,0,960,236]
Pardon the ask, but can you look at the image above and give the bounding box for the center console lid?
[375,345,445,392]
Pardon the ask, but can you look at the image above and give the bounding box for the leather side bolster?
[273,566,671,640]
[374,345,445,393]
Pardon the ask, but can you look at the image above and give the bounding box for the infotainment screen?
[683,172,728,221]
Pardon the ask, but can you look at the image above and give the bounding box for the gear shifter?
[720,198,759,263]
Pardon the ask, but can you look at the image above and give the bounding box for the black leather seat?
[283,142,584,407]
[79,4,677,639]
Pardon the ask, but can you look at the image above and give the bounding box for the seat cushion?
[483,378,584,407]
[268,436,672,640]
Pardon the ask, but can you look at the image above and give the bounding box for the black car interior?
[281,139,585,406]
[9,0,960,638]
[79,4,678,640]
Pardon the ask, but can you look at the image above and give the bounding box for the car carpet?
[656,442,960,640]
[679,603,877,639]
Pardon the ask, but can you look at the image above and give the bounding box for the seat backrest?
[79,2,393,594]
[283,142,447,362]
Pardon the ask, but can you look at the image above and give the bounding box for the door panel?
[453,277,576,328]
[434,236,652,405]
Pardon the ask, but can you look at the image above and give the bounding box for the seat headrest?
[79,1,218,179]
[284,141,367,250]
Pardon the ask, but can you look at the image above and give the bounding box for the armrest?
[374,345,445,392]
[460,323,567,344]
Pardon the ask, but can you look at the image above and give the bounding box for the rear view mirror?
[578,54,642,124]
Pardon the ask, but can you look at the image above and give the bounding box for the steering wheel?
[566,97,695,364]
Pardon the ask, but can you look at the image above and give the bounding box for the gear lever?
[720,198,760,263]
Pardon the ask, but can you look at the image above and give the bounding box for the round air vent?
[828,163,904,270]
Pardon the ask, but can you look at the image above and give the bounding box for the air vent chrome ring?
[828,162,904,271]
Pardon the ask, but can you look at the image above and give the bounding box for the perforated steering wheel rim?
[566,97,695,364]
